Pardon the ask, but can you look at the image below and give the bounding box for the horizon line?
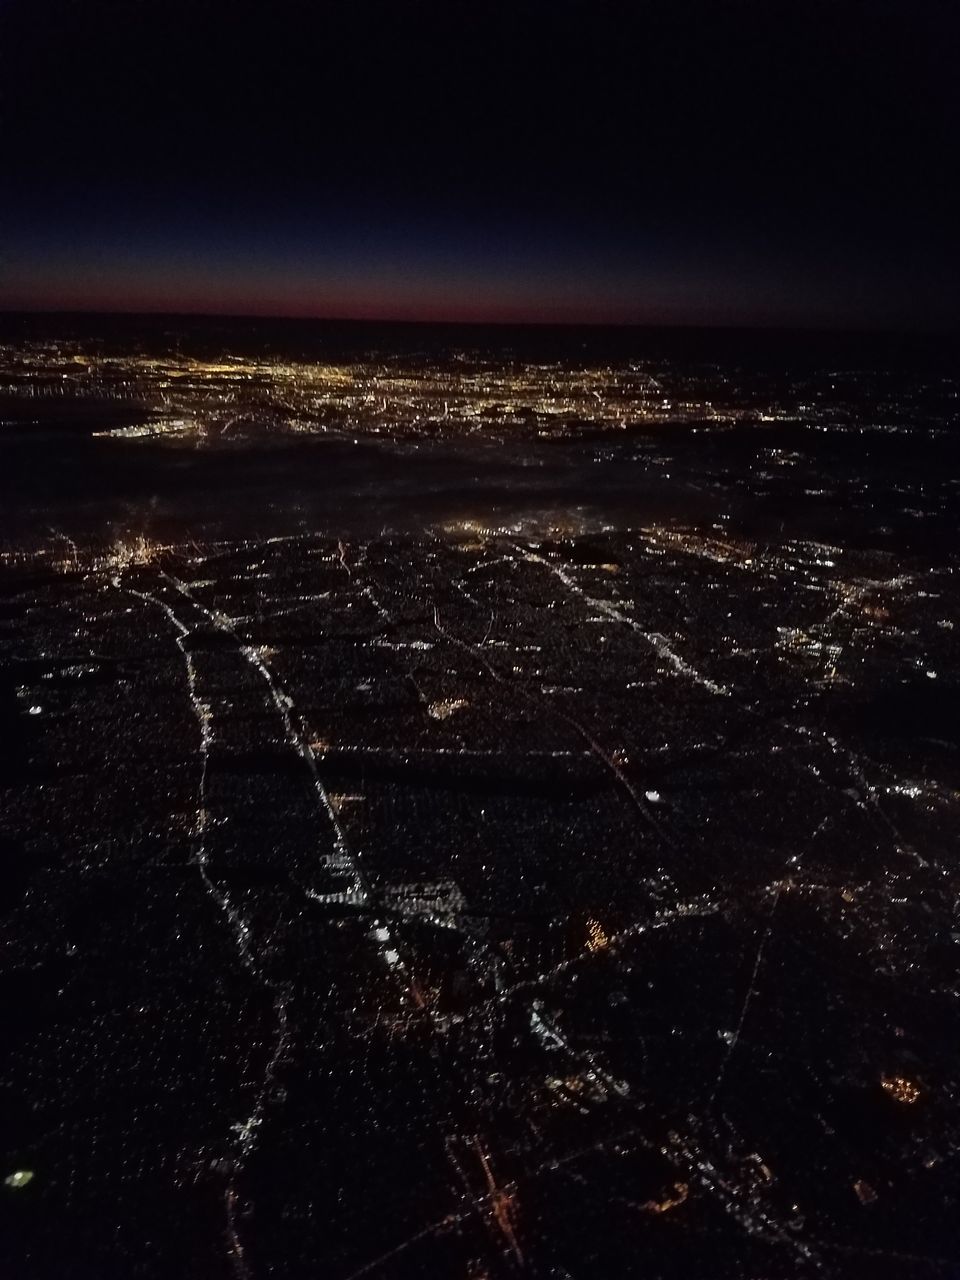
[0,305,954,340]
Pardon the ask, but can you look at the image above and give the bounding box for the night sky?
[1,0,957,329]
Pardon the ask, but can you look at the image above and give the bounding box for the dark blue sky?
[1,0,957,328]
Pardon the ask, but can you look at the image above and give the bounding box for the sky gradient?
[1,0,957,329]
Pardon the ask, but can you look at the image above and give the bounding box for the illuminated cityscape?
[0,314,958,1277]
